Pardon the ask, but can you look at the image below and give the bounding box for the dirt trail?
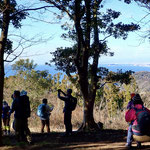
[1,129,150,150]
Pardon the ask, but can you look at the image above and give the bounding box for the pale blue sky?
[5,0,150,66]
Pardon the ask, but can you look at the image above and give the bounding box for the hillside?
[134,71,150,93]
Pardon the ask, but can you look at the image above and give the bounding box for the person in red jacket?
[125,93,135,147]
[125,94,150,148]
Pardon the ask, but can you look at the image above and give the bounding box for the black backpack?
[135,107,150,135]
[70,96,77,111]
[20,95,31,118]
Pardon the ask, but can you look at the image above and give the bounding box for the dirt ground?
[1,129,150,150]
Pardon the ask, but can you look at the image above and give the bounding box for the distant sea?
[4,64,150,77]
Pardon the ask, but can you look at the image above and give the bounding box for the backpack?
[37,104,47,118]
[70,96,77,111]
[20,95,31,118]
[135,107,150,135]
[2,105,10,118]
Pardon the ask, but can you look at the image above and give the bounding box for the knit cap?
[130,93,135,99]
[133,94,143,105]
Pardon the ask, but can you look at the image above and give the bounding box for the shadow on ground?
[1,129,150,150]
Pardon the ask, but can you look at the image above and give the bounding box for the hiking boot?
[125,143,132,149]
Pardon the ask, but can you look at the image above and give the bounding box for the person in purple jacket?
[127,93,135,109]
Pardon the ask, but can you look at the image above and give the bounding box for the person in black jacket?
[20,90,32,143]
[58,89,74,136]
[10,90,32,143]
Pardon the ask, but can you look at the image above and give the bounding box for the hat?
[133,94,143,105]
[3,101,8,105]
[20,90,27,96]
[131,93,135,99]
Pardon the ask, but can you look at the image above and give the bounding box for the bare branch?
[4,32,53,62]
[40,0,72,19]
[10,5,55,18]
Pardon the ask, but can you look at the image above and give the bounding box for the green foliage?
[48,46,77,74]
[4,39,13,54]
[4,59,51,110]
[12,59,37,73]
[106,70,134,84]
[95,74,138,117]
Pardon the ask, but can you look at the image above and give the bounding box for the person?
[20,90,32,143]
[57,89,76,136]
[10,90,31,143]
[127,93,135,109]
[125,93,150,148]
[37,98,54,133]
[2,101,10,135]
[125,93,135,146]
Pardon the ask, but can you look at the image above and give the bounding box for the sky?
[4,0,150,67]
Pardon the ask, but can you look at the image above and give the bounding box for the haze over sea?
[5,64,150,77]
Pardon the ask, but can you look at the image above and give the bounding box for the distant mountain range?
[134,71,150,93]
[4,64,150,77]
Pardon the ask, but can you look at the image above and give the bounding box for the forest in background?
[3,59,150,132]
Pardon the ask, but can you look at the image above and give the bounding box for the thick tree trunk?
[0,0,10,145]
[77,75,102,132]
[78,98,100,131]
[0,50,4,146]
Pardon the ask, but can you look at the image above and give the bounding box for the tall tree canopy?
[42,0,140,131]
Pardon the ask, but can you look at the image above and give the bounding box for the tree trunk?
[78,98,100,131]
[0,0,10,145]
[0,49,4,146]
[78,75,102,132]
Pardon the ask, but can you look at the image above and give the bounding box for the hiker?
[125,93,135,146]
[20,90,32,143]
[2,101,10,135]
[57,89,77,136]
[10,90,31,143]
[127,93,135,109]
[125,93,150,148]
[37,98,54,133]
